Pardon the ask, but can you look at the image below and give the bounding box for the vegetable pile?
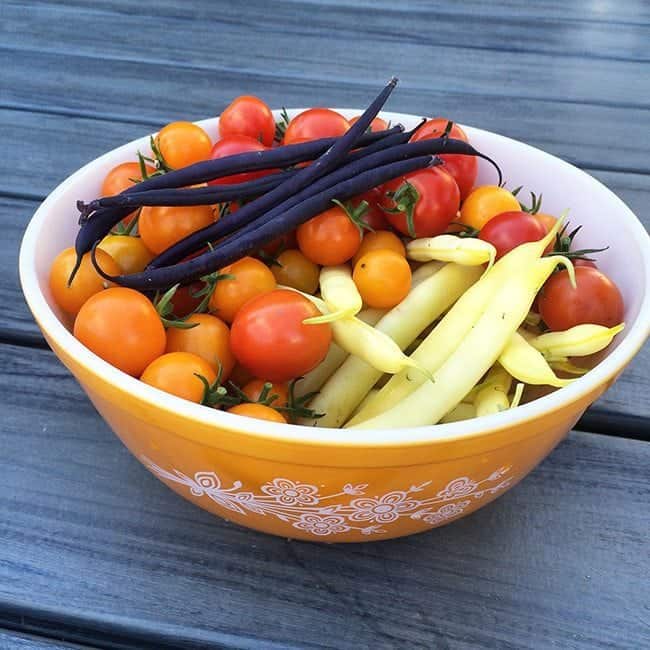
[49,78,626,428]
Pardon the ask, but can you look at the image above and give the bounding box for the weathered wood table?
[1,1,649,648]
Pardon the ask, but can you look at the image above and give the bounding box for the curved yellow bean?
[303,265,362,324]
[474,365,513,417]
[350,254,572,430]
[407,235,496,269]
[530,323,625,361]
[302,263,481,427]
[499,331,574,388]
[441,402,476,423]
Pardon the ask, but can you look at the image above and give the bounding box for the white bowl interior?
[19,110,650,446]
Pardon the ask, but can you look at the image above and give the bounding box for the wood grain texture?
[0,629,92,649]
[0,343,649,649]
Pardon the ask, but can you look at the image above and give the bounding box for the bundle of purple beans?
[74,78,500,291]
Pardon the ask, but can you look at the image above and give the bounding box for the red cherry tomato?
[230,290,332,382]
[219,95,275,147]
[410,118,477,200]
[478,211,547,259]
[380,167,460,238]
[538,266,624,331]
[208,135,273,185]
[283,108,350,144]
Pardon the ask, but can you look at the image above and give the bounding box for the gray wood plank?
[0,630,92,650]
[0,343,649,649]
[5,0,650,67]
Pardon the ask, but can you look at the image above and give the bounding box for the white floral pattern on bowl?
[143,457,513,536]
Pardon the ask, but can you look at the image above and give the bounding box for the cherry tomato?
[533,212,558,254]
[348,115,389,132]
[101,161,156,196]
[271,249,320,294]
[352,230,405,266]
[49,247,121,316]
[459,185,520,230]
[381,167,460,238]
[297,206,362,265]
[538,266,624,331]
[410,118,477,200]
[208,256,276,323]
[478,211,547,259]
[241,379,289,407]
[141,352,217,403]
[283,108,350,144]
[139,204,215,255]
[165,313,235,379]
[73,287,166,376]
[219,95,275,147]
[98,235,154,274]
[208,135,273,185]
[353,250,411,308]
[350,188,389,231]
[156,121,212,169]
[227,402,287,423]
[230,290,332,382]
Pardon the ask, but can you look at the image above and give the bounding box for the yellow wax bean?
[474,365,513,417]
[407,235,496,269]
[292,308,384,399]
[304,265,363,324]
[350,255,573,430]
[350,219,566,425]
[411,261,445,287]
[303,263,481,428]
[530,323,625,361]
[441,402,476,423]
[499,331,574,388]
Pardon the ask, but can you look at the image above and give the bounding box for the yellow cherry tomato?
[49,247,121,316]
[459,185,520,230]
[98,235,154,274]
[353,249,412,309]
[141,352,217,403]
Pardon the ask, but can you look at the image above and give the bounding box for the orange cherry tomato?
[49,247,121,316]
[141,352,217,403]
[219,95,276,147]
[101,161,156,196]
[459,185,520,230]
[410,118,477,200]
[227,402,287,423]
[208,256,276,323]
[348,115,389,132]
[165,313,235,379]
[73,287,166,376]
[98,235,154,274]
[296,206,362,266]
[353,250,411,309]
[271,249,320,294]
[155,121,212,169]
[352,230,405,266]
[241,379,289,407]
[283,108,350,144]
[139,204,215,255]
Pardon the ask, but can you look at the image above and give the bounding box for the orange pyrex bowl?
[19,110,650,542]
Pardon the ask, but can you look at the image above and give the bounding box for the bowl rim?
[19,110,650,449]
